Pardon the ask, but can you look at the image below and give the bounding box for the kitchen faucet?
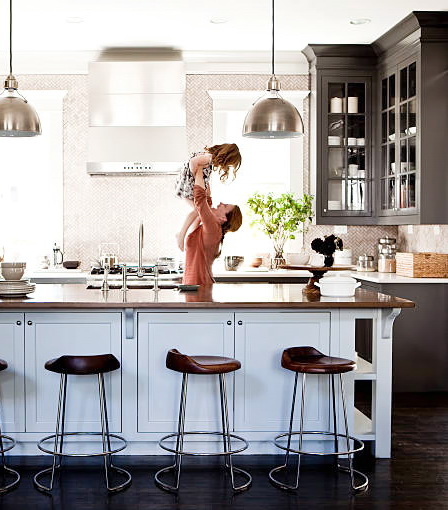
[138,222,144,278]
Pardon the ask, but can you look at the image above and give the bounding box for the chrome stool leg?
[0,414,20,493]
[338,374,368,492]
[154,373,188,492]
[155,372,251,493]
[219,374,252,492]
[269,372,307,490]
[98,373,132,492]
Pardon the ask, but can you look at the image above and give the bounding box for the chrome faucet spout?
[138,222,144,278]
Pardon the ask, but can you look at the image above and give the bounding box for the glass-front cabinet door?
[321,77,371,218]
[379,60,418,216]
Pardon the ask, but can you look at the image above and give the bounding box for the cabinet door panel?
[234,312,330,433]
[0,314,25,432]
[137,312,234,433]
[25,312,122,433]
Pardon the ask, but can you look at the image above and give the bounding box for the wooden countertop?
[0,283,415,309]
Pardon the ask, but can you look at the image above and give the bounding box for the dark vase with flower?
[311,235,343,268]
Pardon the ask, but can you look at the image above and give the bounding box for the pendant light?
[242,0,303,138]
[0,0,41,137]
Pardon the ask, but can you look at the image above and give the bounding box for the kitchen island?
[0,283,413,458]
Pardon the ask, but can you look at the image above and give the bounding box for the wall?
[398,225,448,253]
[11,73,401,268]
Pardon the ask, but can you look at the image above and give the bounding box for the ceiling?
[0,0,447,56]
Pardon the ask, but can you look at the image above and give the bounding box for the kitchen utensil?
[63,260,81,269]
[330,97,343,113]
[328,136,341,146]
[348,164,359,176]
[53,243,64,267]
[315,274,361,297]
[224,256,244,271]
[286,252,309,265]
[327,200,342,210]
[1,262,26,280]
[357,254,375,272]
[347,96,358,113]
[250,257,263,268]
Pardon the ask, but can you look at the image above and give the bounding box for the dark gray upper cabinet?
[304,12,448,225]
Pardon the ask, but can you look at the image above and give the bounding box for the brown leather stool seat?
[281,346,356,375]
[44,354,120,375]
[166,349,241,375]
[0,359,7,372]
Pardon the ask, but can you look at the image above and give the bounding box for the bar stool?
[0,359,20,493]
[155,349,252,493]
[33,354,131,493]
[269,347,368,493]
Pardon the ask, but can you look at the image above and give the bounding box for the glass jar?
[378,236,397,256]
[357,254,375,272]
[378,254,396,273]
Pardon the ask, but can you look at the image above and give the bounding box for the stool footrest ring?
[33,463,132,493]
[274,430,364,456]
[0,465,20,494]
[158,431,249,456]
[37,432,127,457]
[0,434,16,454]
[155,464,252,493]
[269,463,368,493]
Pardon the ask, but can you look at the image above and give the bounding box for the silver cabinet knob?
[27,320,32,326]
[227,320,232,326]
[238,320,243,325]
[16,320,21,326]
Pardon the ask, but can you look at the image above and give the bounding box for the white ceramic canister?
[347,96,359,113]
[330,97,343,113]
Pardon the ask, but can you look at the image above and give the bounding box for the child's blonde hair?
[206,143,241,182]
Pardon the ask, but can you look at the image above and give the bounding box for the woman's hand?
[190,153,212,177]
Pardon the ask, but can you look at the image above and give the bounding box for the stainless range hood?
[87,48,187,176]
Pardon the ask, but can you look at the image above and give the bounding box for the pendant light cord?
[271,0,275,76]
[9,0,13,74]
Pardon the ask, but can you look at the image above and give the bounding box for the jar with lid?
[378,236,397,256]
[357,254,375,272]
[378,254,396,273]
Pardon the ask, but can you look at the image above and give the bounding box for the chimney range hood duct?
[87,48,187,175]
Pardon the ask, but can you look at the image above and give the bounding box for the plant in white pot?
[247,192,314,268]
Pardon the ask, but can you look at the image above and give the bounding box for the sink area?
[87,281,179,290]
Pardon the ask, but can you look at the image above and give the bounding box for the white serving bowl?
[315,274,361,297]
[286,253,309,265]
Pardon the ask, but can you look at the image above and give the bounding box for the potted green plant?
[247,192,314,267]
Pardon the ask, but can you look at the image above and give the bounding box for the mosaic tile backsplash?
[10,73,445,268]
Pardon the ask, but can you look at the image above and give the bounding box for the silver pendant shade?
[242,0,304,139]
[0,0,41,137]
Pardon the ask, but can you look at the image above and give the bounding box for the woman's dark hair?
[215,205,243,259]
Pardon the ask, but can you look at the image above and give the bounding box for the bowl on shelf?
[63,260,81,269]
[224,256,244,271]
[1,262,26,281]
[286,253,309,265]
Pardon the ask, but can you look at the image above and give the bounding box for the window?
[209,90,307,258]
[0,91,66,268]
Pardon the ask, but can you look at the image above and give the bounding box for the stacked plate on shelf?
[0,279,36,297]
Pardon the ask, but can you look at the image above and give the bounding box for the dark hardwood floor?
[1,393,448,510]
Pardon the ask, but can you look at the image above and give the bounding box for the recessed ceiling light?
[350,18,371,25]
[66,16,84,24]
[210,17,228,24]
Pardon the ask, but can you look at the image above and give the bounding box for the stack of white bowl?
[0,262,35,297]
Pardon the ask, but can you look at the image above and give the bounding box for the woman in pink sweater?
[182,166,242,286]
